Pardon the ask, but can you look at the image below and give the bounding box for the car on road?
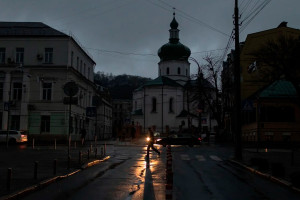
[0,130,28,144]
[156,133,201,147]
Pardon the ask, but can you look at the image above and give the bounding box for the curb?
[228,159,300,193]
[1,156,111,200]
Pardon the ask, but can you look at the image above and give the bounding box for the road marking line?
[195,155,206,161]
[180,154,190,160]
[210,155,222,161]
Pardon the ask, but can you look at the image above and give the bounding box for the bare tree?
[252,34,300,103]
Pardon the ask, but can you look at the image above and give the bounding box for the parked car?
[0,130,28,144]
[156,134,202,147]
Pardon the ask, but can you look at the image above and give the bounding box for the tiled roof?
[144,76,182,87]
[259,80,298,98]
[0,22,67,37]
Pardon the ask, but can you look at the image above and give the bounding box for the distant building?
[112,99,132,138]
[132,14,217,135]
[0,22,112,141]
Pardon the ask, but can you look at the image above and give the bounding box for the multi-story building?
[0,22,112,141]
[222,22,300,144]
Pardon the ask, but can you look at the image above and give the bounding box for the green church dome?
[158,42,191,61]
[158,13,191,61]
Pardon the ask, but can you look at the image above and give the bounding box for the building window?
[45,48,53,63]
[167,67,170,75]
[0,82,3,100]
[13,82,22,100]
[152,97,157,112]
[88,67,90,79]
[135,101,137,110]
[186,69,188,76]
[10,115,20,130]
[41,115,50,133]
[169,98,174,112]
[177,67,181,75]
[42,83,52,100]
[16,48,24,64]
[71,51,74,66]
[0,48,5,64]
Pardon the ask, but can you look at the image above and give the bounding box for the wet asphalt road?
[21,144,300,200]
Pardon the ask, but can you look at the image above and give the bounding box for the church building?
[132,13,201,135]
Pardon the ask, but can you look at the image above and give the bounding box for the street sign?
[4,102,9,111]
[242,100,253,111]
[86,107,97,117]
[63,81,79,97]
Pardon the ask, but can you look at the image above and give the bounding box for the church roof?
[157,14,191,62]
[176,110,198,118]
[144,76,182,87]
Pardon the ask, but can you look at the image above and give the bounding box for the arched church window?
[177,67,181,75]
[186,69,188,76]
[169,98,174,113]
[152,97,157,112]
[167,67,170,75]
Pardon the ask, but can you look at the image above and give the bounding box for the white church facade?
[132,14,216,135]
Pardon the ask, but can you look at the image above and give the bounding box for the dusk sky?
[0,0,299,78]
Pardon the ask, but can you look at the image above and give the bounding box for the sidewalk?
[230,147,300,191]
[0,141,108,198]
[0,137,147,199]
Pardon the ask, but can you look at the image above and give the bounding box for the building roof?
[157,14,191,62]
[144,76,182,87]
[259,79,298,98]
[176,110,198,118]
[249,79,298,99]
[0,22,67,37]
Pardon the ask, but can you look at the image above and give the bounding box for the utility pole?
[234,0,243,160]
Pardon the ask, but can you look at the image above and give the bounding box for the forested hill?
[94,71,152,99]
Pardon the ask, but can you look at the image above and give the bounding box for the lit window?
[45,48,53,63]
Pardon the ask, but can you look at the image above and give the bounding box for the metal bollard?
[53,159,57,175]
[67,156,71,170]
[7,168,12,192]
[34,161,38,179]
[87,149,90,160]
[101,147,104,156]
[95,148,97,158]
[79,151,82,164]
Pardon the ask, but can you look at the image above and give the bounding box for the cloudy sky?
[0,0,299,78]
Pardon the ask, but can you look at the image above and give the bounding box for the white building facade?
[0,22,112,141]
[132,14,203,135]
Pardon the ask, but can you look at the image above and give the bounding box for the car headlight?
[146,137,150,142]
